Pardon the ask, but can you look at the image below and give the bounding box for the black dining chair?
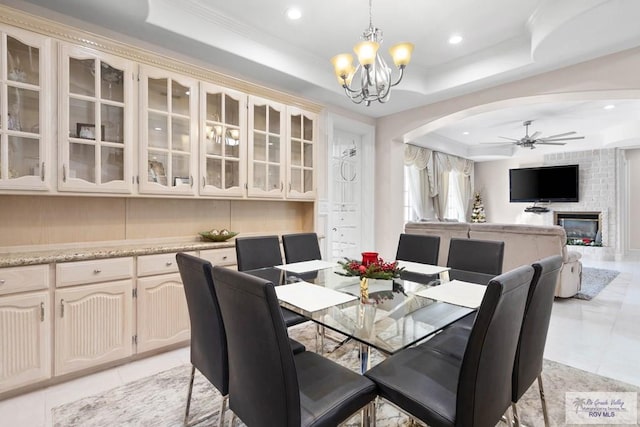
[395,233,440,284]
[511,255,562,427]
[365,265,534,427]
[396,233,440,264]
[235,235,307,327]
[211,266,378,427]
[176,253,305,427]
[447,237,505,284]
[235,235,284,272]
[282,232,322,264]
[176,252,230,427]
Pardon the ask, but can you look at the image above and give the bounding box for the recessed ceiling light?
[286,7,302,20]
[449,34,463,45]
[462,131,470,135]
[604,104,615,110]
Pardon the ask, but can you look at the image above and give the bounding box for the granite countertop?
[0,239,237,268]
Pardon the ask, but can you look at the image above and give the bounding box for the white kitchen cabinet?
[139,65,198,195]
[0,273,50,393]
[247,95,286,198]
[54,280,132,375]
[286,107,317,200]
[135,252,190,353]
[199,82,246,197]
[58,43,134,193]
[0,26,52,191]
[54,257,133,376]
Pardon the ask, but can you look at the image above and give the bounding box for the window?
[444,171,466,222]
[404,166,415,223]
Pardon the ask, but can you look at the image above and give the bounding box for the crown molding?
[0,4,324,113]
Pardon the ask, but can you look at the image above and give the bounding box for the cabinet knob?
[93,269,102,274]
[166,261,173,266]
[0,279,5,285]
[222,256,228,260]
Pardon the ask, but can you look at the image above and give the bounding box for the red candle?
[361,252,379,266]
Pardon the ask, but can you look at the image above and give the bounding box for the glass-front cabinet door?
[139,65,197,195]
[200,83,246,197]
[59,44,133,193]
[286,108,316,199]
[247,96,285,198]
[0,27,51,191]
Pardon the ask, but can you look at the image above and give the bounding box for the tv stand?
[525,206,549,213]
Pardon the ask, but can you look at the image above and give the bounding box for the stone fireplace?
[554,211,602,245]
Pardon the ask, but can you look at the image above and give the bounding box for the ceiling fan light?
[354,41,379,66]
[389,42,414,67]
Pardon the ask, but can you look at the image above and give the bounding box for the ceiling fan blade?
[541,136,585,142]
[529,131,541,140]
[499,136,520,142]
[541,131,576,139]
[535,142,567,146]
[479,142,513,145]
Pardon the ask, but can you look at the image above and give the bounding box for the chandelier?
[331,0,414,106]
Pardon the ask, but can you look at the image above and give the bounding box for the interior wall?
[0,195,313,247]
[473,154,544,224]
[374,45,640,258]
[627,148,640,250]
[474,149,619,260]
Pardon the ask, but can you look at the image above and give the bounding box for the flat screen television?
[509,164,579,203]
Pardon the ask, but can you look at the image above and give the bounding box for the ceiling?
[8,0,640,160]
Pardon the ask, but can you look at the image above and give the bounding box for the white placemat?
[396,260,450,276]
[275,260,336,273]
[415,280,487,308]
[275,282,357,312]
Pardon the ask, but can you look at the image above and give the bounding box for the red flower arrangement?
[337,253,404,280]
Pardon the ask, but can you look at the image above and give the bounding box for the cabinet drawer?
[56,258,133,288]
[138,252,195,277]
[199,248,236,266]
[0,264,49,296]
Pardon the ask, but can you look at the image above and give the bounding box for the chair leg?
[511,402,520,427]
[184,365,196,426]
[538,374,550,427]
[218,394,228,427]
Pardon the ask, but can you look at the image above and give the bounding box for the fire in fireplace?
[554,212,601,246]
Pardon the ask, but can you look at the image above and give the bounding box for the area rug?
[53,323,640,427]
[574,267,620,300]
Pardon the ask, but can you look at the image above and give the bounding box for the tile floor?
[1,257,638,427]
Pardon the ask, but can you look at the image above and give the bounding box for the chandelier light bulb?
[354,41,380,67]
[389,42,414,67]
[331,54,355,80]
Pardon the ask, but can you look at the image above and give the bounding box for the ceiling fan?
[482,120,585,149]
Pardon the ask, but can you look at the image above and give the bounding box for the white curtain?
[404,145,474,221]
[404,146,436,220]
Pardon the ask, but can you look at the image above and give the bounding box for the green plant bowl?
[198,231,238,242]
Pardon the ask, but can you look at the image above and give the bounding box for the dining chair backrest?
[235,235,283,271]
[211,266,301,426]
[447,237,505,275]
[512,255,563,402]
[282,232,321,264]
[176,252,228,395]
[456,264,534,426]
[395,233,440,265]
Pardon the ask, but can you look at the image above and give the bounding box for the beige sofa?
[404,222,582,297]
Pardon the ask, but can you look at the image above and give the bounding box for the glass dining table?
[245,263,486,373]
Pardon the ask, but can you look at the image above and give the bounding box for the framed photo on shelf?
[173,176,190,186]
[148,160,166,184]
[76,123,105,140]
